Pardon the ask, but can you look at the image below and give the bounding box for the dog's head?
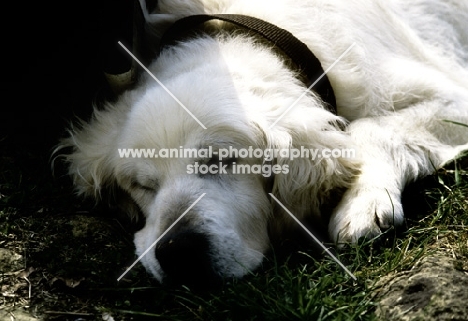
[60,38,359,286]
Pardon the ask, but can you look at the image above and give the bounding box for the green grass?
[1,144,467,320]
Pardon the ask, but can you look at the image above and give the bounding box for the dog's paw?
[329,187,404,244]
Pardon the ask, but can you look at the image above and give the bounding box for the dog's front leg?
[329,106,468,244]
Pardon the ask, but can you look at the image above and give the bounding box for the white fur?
[60,0,468,281]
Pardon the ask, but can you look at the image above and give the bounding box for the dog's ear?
[258,106,361,223]
[55,102,125,200]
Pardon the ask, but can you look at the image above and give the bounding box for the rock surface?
[375,253,468,321]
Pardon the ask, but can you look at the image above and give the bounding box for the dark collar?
[159,14,337,114]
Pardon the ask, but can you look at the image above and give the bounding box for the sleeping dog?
[60,0,468,284]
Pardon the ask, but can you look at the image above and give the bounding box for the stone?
[375,253,468,321]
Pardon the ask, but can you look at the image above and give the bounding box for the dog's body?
[62,0,468,284]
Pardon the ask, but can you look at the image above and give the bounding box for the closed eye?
[205,155,237,168]
[130,179,158,193]
[222,157,237,167]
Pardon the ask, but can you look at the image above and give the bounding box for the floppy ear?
[55,102,126,200]
[54,97,146,225]
[259,106,361,227]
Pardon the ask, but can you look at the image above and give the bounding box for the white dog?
[60,0,468,284]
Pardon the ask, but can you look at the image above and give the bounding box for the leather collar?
[159,14,337,114]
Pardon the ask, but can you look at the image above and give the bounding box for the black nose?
[155,231,220,287]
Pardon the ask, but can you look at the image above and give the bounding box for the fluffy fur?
[60,0,468,283]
